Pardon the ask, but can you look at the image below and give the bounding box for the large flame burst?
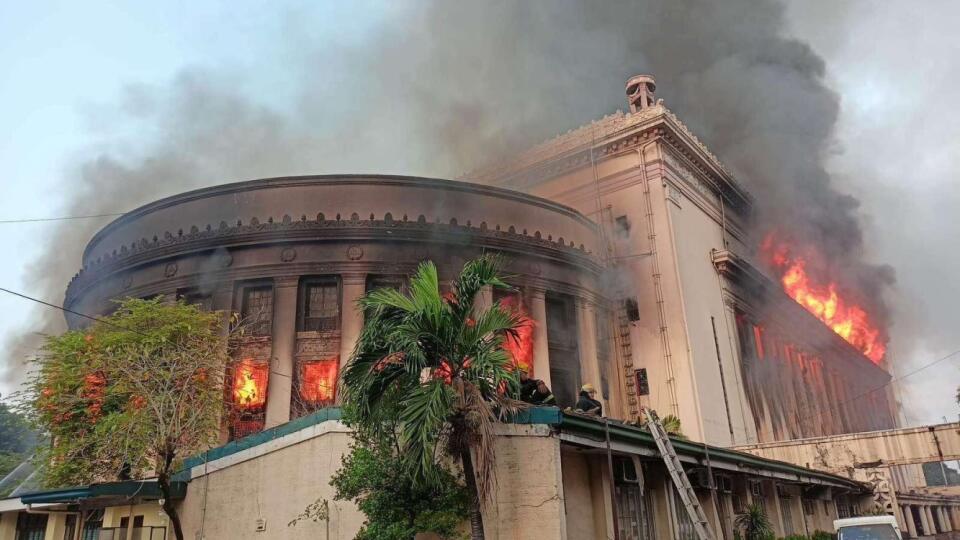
[761,234,886,364]
[499,295,535,374]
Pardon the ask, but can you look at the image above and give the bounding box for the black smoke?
[1,1,893,389]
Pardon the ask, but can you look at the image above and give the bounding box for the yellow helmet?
[581,383,596,393]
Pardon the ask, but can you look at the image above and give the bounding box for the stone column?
[265,277,298,428]
[339,273,368,375]
[576,298,605,411]
[475,285,494,312]
[922,505,935,535]
[903,505,918,538]
[941,506,953,531]
[529,288,551,387]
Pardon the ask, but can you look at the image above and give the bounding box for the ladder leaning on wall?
[642,408,717,540]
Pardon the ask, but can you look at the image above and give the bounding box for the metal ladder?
[643,408,716,540]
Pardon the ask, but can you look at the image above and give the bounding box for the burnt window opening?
[546,293,580,407]
[239,284,274,336]
[298,277,341,332]
[614,215,631,239]
[623,297,640,322]
[635,368,650,396]
[177,287,214,311]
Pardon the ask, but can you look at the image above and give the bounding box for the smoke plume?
[3,1,892,394]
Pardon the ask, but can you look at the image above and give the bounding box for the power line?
[0,212,125,224]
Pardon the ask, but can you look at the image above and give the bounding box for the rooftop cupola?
[626,74,656,113]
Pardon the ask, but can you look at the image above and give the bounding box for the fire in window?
[240,285,274,336]
[228,358,269,439]
[299,278,340,332]
[232,358,268,409]
[635,368,650,396]
[299,359,338,405]
[496,291,535,374]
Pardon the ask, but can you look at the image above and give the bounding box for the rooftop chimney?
[626,74,656,113]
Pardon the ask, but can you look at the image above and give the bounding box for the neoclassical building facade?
[64,175,610,437]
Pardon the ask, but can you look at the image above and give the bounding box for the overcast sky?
[0,1,957,425]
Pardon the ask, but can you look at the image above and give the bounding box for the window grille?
[299,278,340,332]
[614,458,653,540]
[635,368,650,396]
[240,285,274,336]
[16,512,47,540]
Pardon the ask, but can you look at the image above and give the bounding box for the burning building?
[0,75,929,540]
[466,74,899,445]
[63,175,603,438]
[61,75,899,447]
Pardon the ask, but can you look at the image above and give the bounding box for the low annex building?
[1,409,874,539]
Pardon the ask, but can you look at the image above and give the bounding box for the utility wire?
[0,213,125,224]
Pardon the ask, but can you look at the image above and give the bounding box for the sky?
[0,1,957,426]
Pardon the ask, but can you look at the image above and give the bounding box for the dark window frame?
[238,282,275,337]
[298,276,341,332]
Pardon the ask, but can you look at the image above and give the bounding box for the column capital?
[529,287,546,299]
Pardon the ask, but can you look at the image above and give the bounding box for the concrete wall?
[176,420,566,540]
[177,421,364,540]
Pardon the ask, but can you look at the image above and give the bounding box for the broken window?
[636,368,650,396]
[624,297,640,322]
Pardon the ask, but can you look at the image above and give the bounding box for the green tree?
[24,297,234,540]
[340,255,525,540]
[323,414,469,540]
[735,504,774,540]
[0,401,37,483]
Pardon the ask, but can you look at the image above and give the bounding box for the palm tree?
[734,504,774,540]
[340,255,525,540]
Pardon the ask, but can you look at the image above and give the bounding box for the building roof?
[180,407,867,493]
[464,104,753,212]
[9,479,185,509]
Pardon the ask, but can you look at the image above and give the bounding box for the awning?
[18,480,186,505]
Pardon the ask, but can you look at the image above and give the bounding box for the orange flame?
[300,359,338,404]
[761,234,886,363]
[499,295,535,374]
[233,359,268,408]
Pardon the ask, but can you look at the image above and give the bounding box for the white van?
[833,515,902,539]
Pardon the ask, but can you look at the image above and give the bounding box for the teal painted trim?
[181,407,343,472]
[555,411,865,491]
[509,406,562,425]
[19,480,185,504]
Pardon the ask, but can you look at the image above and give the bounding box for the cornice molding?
[463,104,753,213]
[66,214,602,303]
[84,174,597,261]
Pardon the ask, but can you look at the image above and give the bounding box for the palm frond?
[400,380,455,483]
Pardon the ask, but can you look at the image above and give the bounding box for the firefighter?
[519,369,556,406]
[575,383,603,416]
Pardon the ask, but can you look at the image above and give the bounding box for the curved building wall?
[65,175,611,437]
